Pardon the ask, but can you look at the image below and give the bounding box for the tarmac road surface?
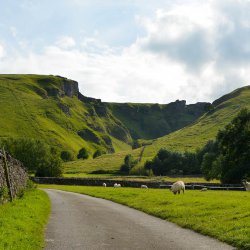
[44,189,234,250]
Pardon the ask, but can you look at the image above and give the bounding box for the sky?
[0,0,250,104]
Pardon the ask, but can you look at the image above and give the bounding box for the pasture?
[40,185,250,249]
[0,189,50,250]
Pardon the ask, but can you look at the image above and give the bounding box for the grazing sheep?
[200,187,208,191]
[242,180,250,191]
[170,181,185,195]
[103,183,106,187]
[114,183,121,188]
[141,185,148,189]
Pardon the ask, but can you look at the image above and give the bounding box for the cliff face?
[107,100,212,140]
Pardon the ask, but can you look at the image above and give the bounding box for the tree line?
[121,109,250,183]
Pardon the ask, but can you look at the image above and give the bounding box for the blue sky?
[0,0,250,103]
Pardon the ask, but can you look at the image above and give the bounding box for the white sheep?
[102,183,106,187]
[200,187,208,191]
[170,181,185,195]
[114,183,121,188]
[242,180,250,191]
[141,185,148,189]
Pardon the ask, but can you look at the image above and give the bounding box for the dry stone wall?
[0,150,28,199]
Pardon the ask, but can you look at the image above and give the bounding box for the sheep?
[242,179,250,191]
[102,183,106,187]
[170,181,185,195]
[200,187,208,191]
[141,185,148,189]
[114,183,121,188]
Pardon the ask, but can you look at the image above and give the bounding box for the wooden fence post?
[2,148,13,201]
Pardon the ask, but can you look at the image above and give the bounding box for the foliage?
[0,189,50,250]
[120,154,138,174]
[41,185,250,250]
[0,137,63,177]
[61,150,74,162]
[201,109,250,183]
[93,149,103,159]
[77,147,89,159]
[144,148,200,175]
[0,187,8,204]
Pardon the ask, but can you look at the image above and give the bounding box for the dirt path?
[44,189,234,250]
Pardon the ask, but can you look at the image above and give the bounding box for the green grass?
[0,74,133,156]
[40,185,250,249]
[0,189,50,250]
[68,85,250,174]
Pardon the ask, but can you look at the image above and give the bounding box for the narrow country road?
[44,189,234,250]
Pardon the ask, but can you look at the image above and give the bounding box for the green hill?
[66,85,250,174]
[0,74,209,160]
[0,74,131,155]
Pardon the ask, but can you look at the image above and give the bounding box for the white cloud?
[55,36,76,50]
[1,0,250,104]
[0,43,4,58]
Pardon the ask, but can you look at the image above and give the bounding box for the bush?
[0,187,8,204]
[61,150,74,162]
[0,137,63,177]
[77,148,89,159]
[120,154,138,174]
[93,149,103,159]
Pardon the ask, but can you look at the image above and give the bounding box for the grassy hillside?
[0,74,208,160]
[65,85,250,174]
[108,101,211,140]
[0,74,131,156]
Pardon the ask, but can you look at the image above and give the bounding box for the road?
[44,189,234,250]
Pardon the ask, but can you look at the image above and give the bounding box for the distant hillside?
[0,74,209,158]
[108,101,211,140]
[66,85,250,174]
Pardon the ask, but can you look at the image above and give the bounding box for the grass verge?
[41,185,250,249]
[0,189,50,250]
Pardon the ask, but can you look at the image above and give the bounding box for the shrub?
[120,154,138,174]
[61,150,74,162]
[93,149,102,159]
[0,187,8,204]
[77,148,89,159]
[0,137,63,177]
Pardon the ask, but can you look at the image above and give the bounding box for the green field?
[65,85,250,175]
[0,189,50,250]
[41,185,250,249]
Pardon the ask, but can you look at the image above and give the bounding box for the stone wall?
[31,177,245,191]
[0,150,29,200]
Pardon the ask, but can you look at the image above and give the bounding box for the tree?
[77,147,89,159]
[61,150,74,162]
[201,109,250,183]
[120,154,137,174]
[144,148,199,176]
[0,138,63,177]
[93,149,102,159]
